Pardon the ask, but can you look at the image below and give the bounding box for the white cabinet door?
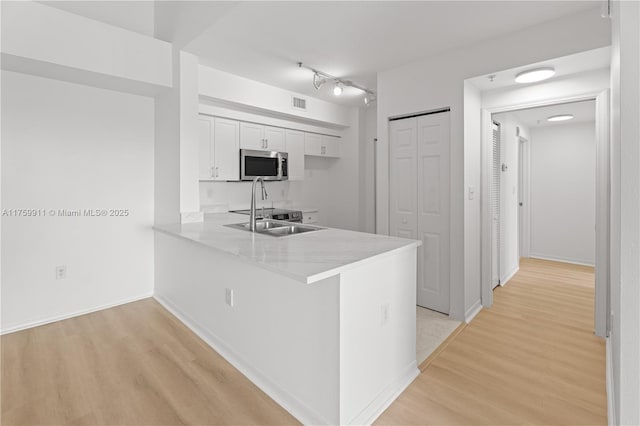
[286,129,305,181]
[213,117,239,181]
[240,122,265,150]
[321,135,340,157]
[264,126,285,151]
[304,133,323,155]
[198,117,214,180]
[305,133,340,157]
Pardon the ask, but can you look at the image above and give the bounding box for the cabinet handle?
[216,166,219,177]
[211,167,215,178]
[265,139,268,149]
[321,146,326,155]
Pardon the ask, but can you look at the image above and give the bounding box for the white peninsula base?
[154,222,419,425]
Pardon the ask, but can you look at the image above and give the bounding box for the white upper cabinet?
[240,122,285,152]
[285,129,305,181]
[199,115,240,181]
[263,126,285,151]
[321,135,340,157]
[305,133,340,157]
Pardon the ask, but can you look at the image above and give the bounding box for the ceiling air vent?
[292,96,307,111]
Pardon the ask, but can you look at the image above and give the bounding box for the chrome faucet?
[250,177,268,232]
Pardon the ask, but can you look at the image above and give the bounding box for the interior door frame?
[480,91,610,338]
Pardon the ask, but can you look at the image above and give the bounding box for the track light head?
[313,73,326,90]
[364,93,376,105]
[333,82,344,96]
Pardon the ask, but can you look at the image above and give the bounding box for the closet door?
[389,119,418,240]
[491,122,501,289]
[416,112,450,314]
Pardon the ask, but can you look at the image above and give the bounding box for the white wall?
[377,9,610,319]
[359,105,377,234]
[610,1,640,424]
[1,71,155,332]
[199,65,352,128]
[492,112,530,280]
[1,1,172,95]
[528,122,596,265]
[463,81,482,316]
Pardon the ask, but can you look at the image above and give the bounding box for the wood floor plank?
[376,258,606,426]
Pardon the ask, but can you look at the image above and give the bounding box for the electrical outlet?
[55,265,67,280]
[225,288,234,307]
[381,303,390,326]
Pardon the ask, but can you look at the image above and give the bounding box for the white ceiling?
[39,1,155,36]
[38,1,603,107]
[468,47,611,92]
[507,100,595,128]
[185,1,600,106]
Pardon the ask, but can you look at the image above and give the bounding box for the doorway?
[482,94,609,337]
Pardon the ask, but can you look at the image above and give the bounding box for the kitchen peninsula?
[154,213,421,425]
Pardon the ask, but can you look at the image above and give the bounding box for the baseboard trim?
[606,337,616,426]
[153,295,331,426]
[1,291,154,335]
[348,361,419,425]
[500,265,519,286]
[465,299,483,323]
[528,254,595,267]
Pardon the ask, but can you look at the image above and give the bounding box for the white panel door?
[285,129,305,181]
[416,112,450,313]
[389,119,417,241]
[213,117,239,181]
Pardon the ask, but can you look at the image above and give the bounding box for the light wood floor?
[2,258,606,425]
[376,258,606,425]
[1,299,298,425]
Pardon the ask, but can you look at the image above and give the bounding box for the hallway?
[377,258,606,425]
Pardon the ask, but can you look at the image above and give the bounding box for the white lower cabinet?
[198,115,239,181]
[285,130,305,181]
[305,133,340,157]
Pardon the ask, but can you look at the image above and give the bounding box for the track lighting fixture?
[298,62,375,105]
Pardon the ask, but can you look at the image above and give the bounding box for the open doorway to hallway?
[491,100,597,292]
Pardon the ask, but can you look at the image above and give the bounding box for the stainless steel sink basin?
[225,219,324,237]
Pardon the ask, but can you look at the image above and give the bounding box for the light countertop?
[154,213,420,284]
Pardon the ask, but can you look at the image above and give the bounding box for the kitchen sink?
[225,219,324,237]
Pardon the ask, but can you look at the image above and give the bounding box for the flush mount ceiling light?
[547,114,574,122]
[298,62,375,105]
[515,67,556,84]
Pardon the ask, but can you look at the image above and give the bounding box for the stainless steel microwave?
[240,149,288,181]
